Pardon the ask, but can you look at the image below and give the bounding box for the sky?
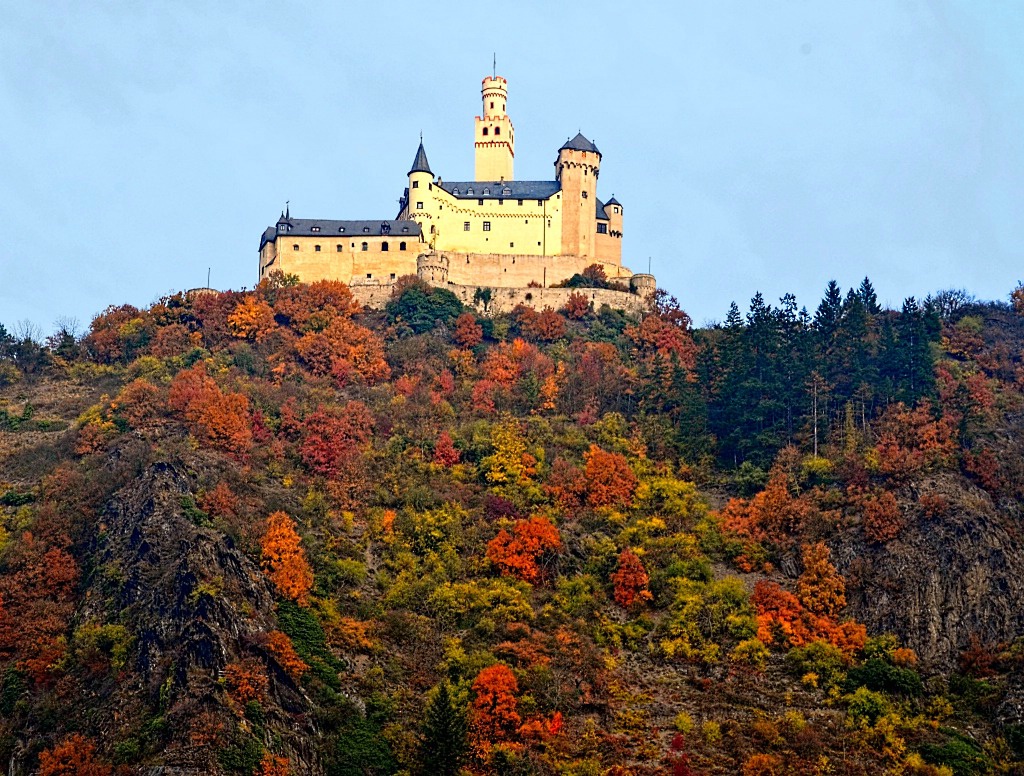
[1,1,1021,334]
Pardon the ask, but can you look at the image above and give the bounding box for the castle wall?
[443,250,631,288]
[347,280,651,318]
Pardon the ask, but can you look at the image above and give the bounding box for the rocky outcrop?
[91,460,322,774]
[836,473,1024,669]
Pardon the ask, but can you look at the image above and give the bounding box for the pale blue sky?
[1,1,1021,332]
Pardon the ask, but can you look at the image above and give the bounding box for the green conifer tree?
[420,681,468,776]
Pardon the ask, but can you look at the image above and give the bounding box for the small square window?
[390,273,396,280]
[292,244,299,251]
[367,273,372,279]
[498,199,504,205]
[597,223,608,234]
[478,198,484,205]
[336,245,343,252]
[517,199,523,206]
[416,202,424,210]
[315,244,321,251]
[537,200,543,206]
[464,222,470,231]
[509,242,514,248]
[412,180,419,188]
[483,222,491,231]
[581,191,588,198]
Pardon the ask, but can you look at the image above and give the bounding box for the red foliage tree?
[453,312,484,347]
[38,734,112,776]
[610,548,653,608]
[562,292,591,320]
[433,430,461,466]
[470,664,521,747]
[583,445,637,509]
[298,402,373,477]
[856,488,903,544]
[486,516,562,584]
[260,512,314,605]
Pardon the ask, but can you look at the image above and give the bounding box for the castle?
[258,74,654,314]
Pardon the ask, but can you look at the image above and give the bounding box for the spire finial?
[285,200,290,219]
[493,52,496,79]
[420,130,423,144]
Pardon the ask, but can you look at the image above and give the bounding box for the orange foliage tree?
[583,445,637,509]
[610,548,653,608]
[38,734,112,776]
[486,516,562,584]
[224,658,270,705]
[720,468,814,549]
[797,542,845,618]
[293,317,390,384]
[873,401,957,478]
[259,753,291,776]
[272,279,359,332]
[228,296,278,342]
[752,581,865,656]
[265,630,308,681]
[111,378,162,428]
[167,366,252,456]
[470,664,521,749]
[260,512,314,605]
[851,488,903,544]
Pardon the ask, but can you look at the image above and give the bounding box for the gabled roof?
[263,218,422,249]
[560,132,601,156]
[605,196,621,206]
[408,141,432,175]
[438,180,561,200]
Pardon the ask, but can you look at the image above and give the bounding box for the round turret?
[630,273,656,298]
[417,252,450,285]
[481,76,508,119]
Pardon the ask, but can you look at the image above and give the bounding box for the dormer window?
[311,226,320,232]
[363,227,370,233]
[381,222,391,234]
[503,187,511,195]
[402,226,409,232]
[483,188,490,195]
[339,226,346,233]
[467,188,474,195]
[452,187,460,195]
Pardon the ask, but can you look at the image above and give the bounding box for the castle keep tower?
[556,133,601,257]
[475,76,515,181]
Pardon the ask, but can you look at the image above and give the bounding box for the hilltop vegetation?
[1,274,1023,775]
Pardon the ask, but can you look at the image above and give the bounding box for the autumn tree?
[265,630,308,681]
[224,658,270,705]
[486,516,562,584]
[562,292,591,320]
[299,402,373,477]
[421,681,469,776]
[260,512,314,605]
[38,734,112,776]
[797,542,845,618]
[228,295,277,342]
[470,664,521,749]
[259,754,291,776]
[610,548,653,608]
[583,445,637,509]
[453,312,484,348]
[433,430,461,466]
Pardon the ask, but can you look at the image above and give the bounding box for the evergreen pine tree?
[420,681,468,776]
[858,276,881,315]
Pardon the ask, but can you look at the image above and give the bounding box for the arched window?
[361,242,368,251]
[382,241,389,251]
[336,244,343,252]
[482,127,488,136]
[314,244,321,252]
[494,127,500,136]
[292,244,299,251]
[399,241,407,251]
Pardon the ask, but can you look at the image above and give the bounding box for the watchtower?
[475,76,515,182]
[555,133,601,258]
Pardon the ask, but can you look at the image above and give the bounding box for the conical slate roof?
[560,132,601,156]
[408,141,432,175]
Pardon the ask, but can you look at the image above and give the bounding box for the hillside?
[1,274,1023,775]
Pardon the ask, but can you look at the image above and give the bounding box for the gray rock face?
[837,474,1024,669]
[93,461,323,774]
